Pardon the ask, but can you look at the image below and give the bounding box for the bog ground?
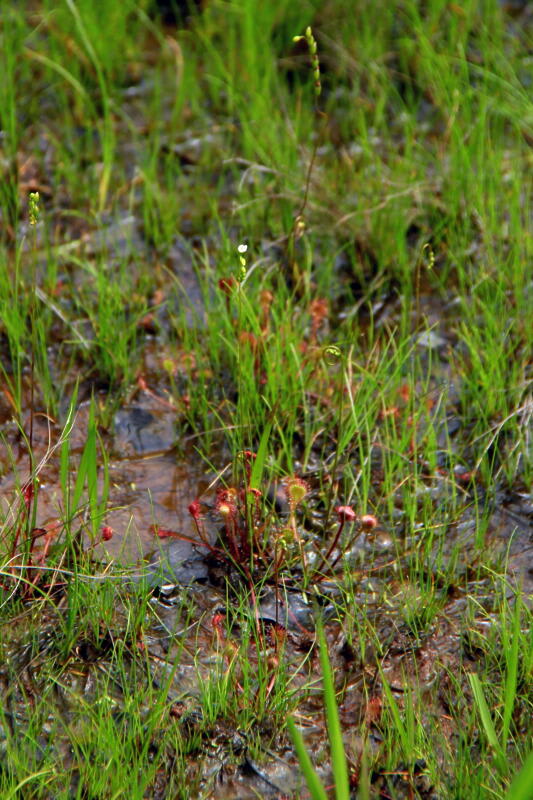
[0,2,531,798]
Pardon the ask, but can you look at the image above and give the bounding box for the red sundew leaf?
[23,483,34,508]
[360,513,378,530]
[456,470,474,483]
[101,525,114,541]
[188,499,202,519]
[218,276,237,295]
[336,505,357,522]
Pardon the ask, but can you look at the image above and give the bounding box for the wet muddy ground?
[1,2,532,797]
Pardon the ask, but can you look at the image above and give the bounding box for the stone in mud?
[146,538,209,588]
[255,588,335,633]
[114,405,176,455]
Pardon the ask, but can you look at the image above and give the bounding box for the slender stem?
[314,520,345,577]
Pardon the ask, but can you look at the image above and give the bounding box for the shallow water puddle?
[0,393,210,575]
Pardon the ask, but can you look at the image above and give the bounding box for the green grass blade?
[71,396,99,538]
[24,48,89,102]
[60,384,79,521]
[469,671,507,776]
[504,750,533,800]
[380,672,409,755]
[250,421,272,489]
[286,716,328,800]
[502,593,521,749]
[317,623,350,800]
[6,770,54,800]
[357,741,370,800]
